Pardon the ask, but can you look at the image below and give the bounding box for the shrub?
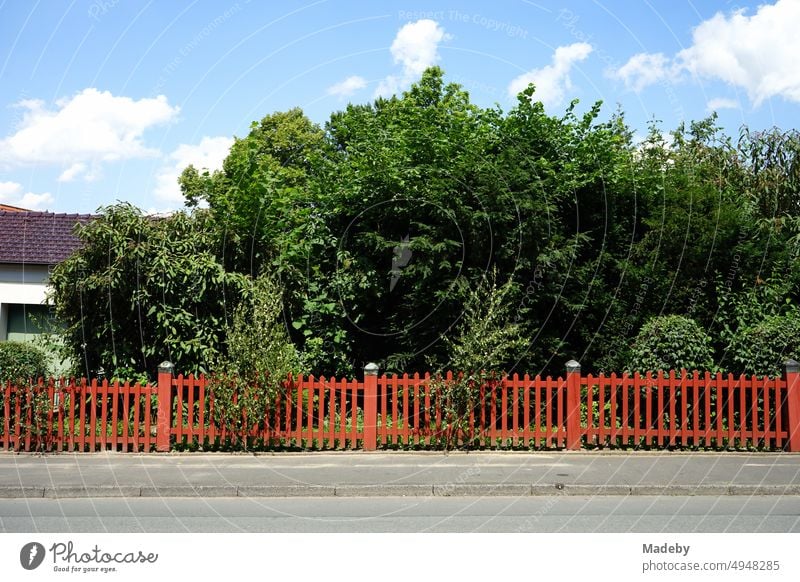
[431,271,528,448]
[0,341,50,383]
[724,312,800,377]
[627,315,714,374]
[208,272,302,448]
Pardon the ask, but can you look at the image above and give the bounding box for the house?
[0,211,92,343]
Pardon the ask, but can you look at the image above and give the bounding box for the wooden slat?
[97,379,106,450]
[144,384,152,452]
[610,373,618,445]
[633,372,641,446]
[199,376,206,447]
[327,378,336,448]
[122,382,130,452]
[295,375,304,446]
[775,378,783,448]
[391,374,399,446]
[57,384,65,452]
[738,374,747,443]
[714,373,723,446]
[657,372,665,446]
[597,374,608,445]
[3,383,10,450]
[187,374,196,445]
[380,376,388,446]
[691,373,700,446]
[24,387,32,451]
[727,373,735,445]
[316,376,325,449]
[402,374,410,446]
[557,377,565,448]
[621,374,629,445]
[545,377,553,448]
[511,374,519,447]
[413,374,421,446]
[349,379,358,448]
[111,382,119,451]
[175,375,184,446]
[490,378,498,447]
[534,376,542,448]
[668,370,676,446]
[645,372,653,446]
[522,374,531,448]
[751,375,760,447]
[680,371,688,447]
[46,381,55,452]
[424,375,431,445]
[133,383,142,451]
[78,380,87,452]
[479,382,486,446]
[87,379,97,452]
[338,378,347,448]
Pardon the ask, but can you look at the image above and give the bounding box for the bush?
[725,312,800,377]
[627,315,714,374]
[208,272,302,448]
[0,341,50,382]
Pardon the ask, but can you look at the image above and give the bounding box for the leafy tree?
[48,204,249,380]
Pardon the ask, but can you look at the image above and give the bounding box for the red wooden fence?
[2,360,799,452]
[1,378,155,452]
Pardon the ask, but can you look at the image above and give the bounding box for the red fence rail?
[164,374,366,450]
[2,360,799,452]
[1,378,155,452]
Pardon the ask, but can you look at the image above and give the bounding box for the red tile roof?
[0,211,94,265]
[0,204,31,212]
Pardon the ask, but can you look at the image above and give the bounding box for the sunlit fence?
[2,360,799,452]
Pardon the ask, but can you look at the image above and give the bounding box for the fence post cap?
[158,361,175,374]
[565,359,581,373]
[785,359,800,374]
[364,362,379,376]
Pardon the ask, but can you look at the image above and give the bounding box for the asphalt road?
[2,496,799,533]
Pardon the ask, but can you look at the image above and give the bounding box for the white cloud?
[58,162,87,182]
[327,75,367,98]
[508,42,593,108]
[612,0,800,106]
[611,52,672,92]
[374,19,451,98]
[0,88,180,171]
[706,97,740,111]
[153,136,233,205]
[0,180,54,210]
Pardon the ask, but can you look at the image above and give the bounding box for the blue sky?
[1,0,798,214]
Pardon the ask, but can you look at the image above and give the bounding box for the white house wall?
[0,263,51,341]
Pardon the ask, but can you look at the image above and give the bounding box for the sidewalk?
[1,451,799,498]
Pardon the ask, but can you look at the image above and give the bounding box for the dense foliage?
[627,315,715,374]
[0,341,49,382]
[50,67,800,378]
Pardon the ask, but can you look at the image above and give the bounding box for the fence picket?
[1,366,798,453]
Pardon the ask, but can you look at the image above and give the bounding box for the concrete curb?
[1,484,799,498]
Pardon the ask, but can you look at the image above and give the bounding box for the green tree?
[48,204,249,380]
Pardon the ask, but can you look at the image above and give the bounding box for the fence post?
[566,360,582,450]
[363,363,379,451]
[156,361,174,452]
[785,359,800,452]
